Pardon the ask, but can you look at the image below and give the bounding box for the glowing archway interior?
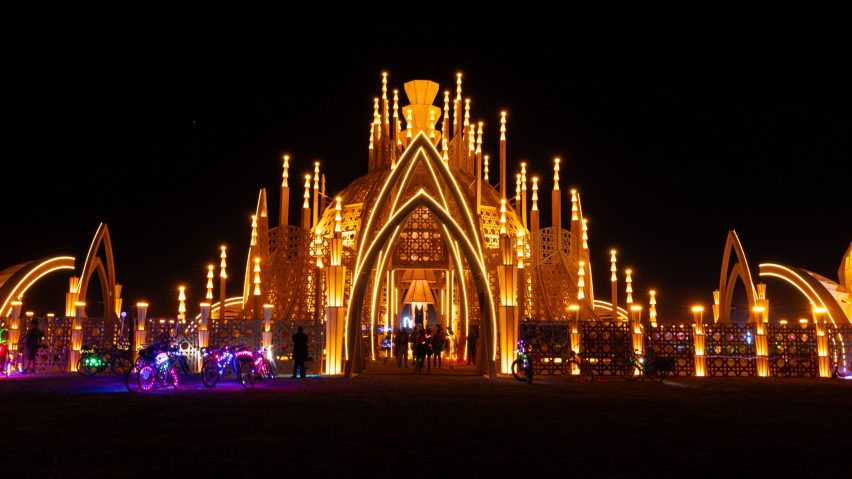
[758,263,849,326]
[346,190,497,378]
[0,257,76,316]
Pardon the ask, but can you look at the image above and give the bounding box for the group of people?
[383,325,478,373]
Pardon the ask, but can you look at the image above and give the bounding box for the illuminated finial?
[206,265,214,300]
[649,290,658,325]
[521,162,527,191]
[578,261,586,300]
[429,109,436,139]
[515,173,521,202]
[372,97,381,134]
[464,99,471,129]
[253,257,261,296]
[334,196,342,233]
[499,198,507,234]
[483,155,490,182]
[393,89,399,118]
[303,174,311,209]
[443,90,450,123]
[454,73,462,130]
[406,108,413,138]
[468,121,475,152]
[315,236,323,268]
[476,121,483,154]
[220,246,228,279]
[625,269,633,305]
[250,214,258,246]
[369,123,374,150]
[500,111,507,141]
[581,218,589,249]
[282,154,290,187]
[313,162,320,191]
[456,72,462,101]
[571,189,578,221]
[381,72,388,124]
[531,177,539,211]
[610,249,617,282]
[553,157,561,190]
[178,286,186,318]
[442,138,449,162]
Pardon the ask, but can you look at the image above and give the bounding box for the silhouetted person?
[23,318,44,373]
[292,326,308,378]
[396,329,409,368]
[467,329,478,366]
[432,325,444,368]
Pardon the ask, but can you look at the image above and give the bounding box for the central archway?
[345,190,497,379]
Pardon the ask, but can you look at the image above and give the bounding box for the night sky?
[5,12,850,322]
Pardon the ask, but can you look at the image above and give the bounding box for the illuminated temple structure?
[227,74,624,377]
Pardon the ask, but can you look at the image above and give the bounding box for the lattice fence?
[581,321,631,375]
[767,323,818,378]
[705,324,756,377]
[38,316,72,372]
[829,324,852,375]
[208,319,262,350]
[645,325,694,376]
[519,322,572,375]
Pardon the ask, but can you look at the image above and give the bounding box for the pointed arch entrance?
[717,230,757,323]
[345,190,497,379]
[72,223,120,321]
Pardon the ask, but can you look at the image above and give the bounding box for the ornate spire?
[499,198,507,235]
[250,214,258,246]
[406,108,413,139]
[381,72,389,127]
[571,189,579,221]
[253,257,261,296]
[220,245,227,279]
[303,174,311,209]
[649,290,658,326]
[206,265,214,301]
[178,286,186,320]
[500,111,507,141]
[334,196,342,233]
[626,269,633,305]
[577,261,586,300]
[483,155,490,182]
[454,73,462,131]
[282,154,289,188]
[515,173,521,203]
[553,157,561,191]
[610,249,617,282]
[531,176,539,211]
[476,121,483,155]
[582,218,589,249]
[373,97,381,135]
[464,98,471,128]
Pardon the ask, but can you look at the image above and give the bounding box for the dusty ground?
[0,363,850,478]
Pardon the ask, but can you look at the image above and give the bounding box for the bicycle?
[511,339,533,383]
[136,346,190,391]
[77,345,133,377]
[200,345,257,390]
[621,349,669,383]
[251,346,277,386]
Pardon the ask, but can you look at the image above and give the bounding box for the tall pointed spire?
[280,154,290,227]
[520,162,528,230]
[626,268,634,306]
[499,198,507,235]
[454,72,462,133]
[442,90,450,142]
[577,261,586,300]
[393,89,400,148]
[531,177,539,211]
[334,196,342,233]
[312,162,320,228]
[649,290,658,327]
[483,155,490,182]
[302,174,311,230]
[206,265,214,301]
[381,72,389,128]
[250,214,258,246]
[500,111,507,197]
[571,189,579,222]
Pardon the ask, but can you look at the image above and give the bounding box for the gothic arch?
[718,230,757,323]
[75,223,119,320]
[346,190,497,379]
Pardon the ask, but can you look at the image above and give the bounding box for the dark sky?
[5,11,850,322]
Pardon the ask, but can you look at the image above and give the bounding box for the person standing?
[23,318,44,374]
[432,325,444,369]
[466,329,478,366]
[292,326,308,378]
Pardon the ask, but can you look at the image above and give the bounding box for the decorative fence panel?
[519,322,572,375]
[828,324,852,375]
[767,324,818,378]
[271,319,324,374]
[645,325,694,376]
[37,316,72,372]
[705,324,756,377]
[208,319,262,350]
[581,321,631,375]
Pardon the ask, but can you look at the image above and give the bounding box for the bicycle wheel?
[201,359,220,388]
[137,365,156,391]
[511,358,528,382]
[239,359,257,390]
[622,362,640,381]
[77,357,98,377]
[649,368,669,383]
[111,355,132,376]
[259,359,276,386]
[169,364,180,389]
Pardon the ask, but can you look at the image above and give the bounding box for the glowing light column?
[219,246,227,321]
[133,302,148,363]
[69,302,85,372]
[813,307,830,377]
[500,111,507,196]
[569,304,581,375]
[649,290,658,328]
[302,175,311,230]
[280,154,290,227]
[610,250,619,321]
[262,304,274,354]
[552,158,561,251]
[754,304,769,377]
[692,306,706,376]
[198,301,210,370]
[630,304,644,357]
[497,199,519,374]
[7,301,22,363]
[325,197,347,375]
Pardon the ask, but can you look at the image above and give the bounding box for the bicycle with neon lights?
[77,345,133,377]
[0,327,9,377]
[200,345,257,389]
[621,349,669,383]
[251,346,277,386]
[511,339,533,383]
[136,346,188,391]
